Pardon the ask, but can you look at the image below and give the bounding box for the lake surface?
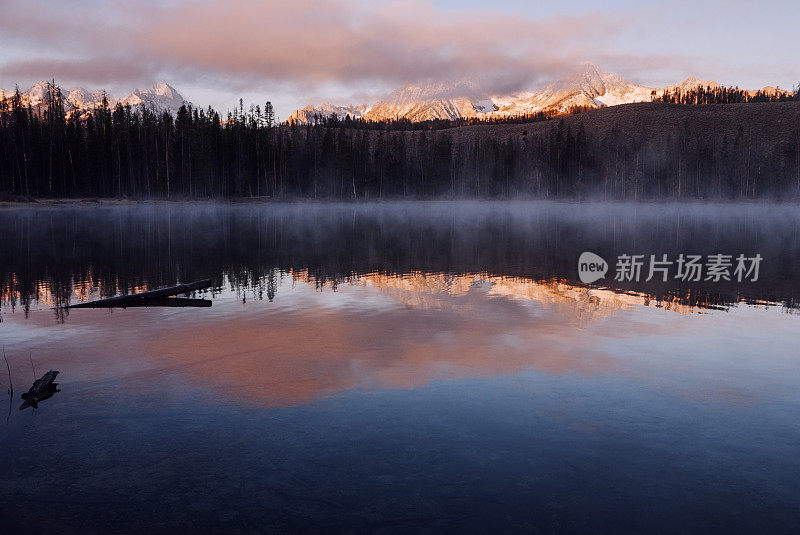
[0,202,799,534]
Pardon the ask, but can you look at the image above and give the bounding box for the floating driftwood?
[67,279,213,309]
[72,297,212,309]
[20,369,60,410]
[66,297,212,309]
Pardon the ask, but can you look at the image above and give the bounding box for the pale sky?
[0,0,797,119]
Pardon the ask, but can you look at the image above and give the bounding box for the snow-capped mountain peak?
[67,87,91,104]
[123,81,186,114]
[0,81,189,117]
[148,81,179,97]
[544,62,629,96]
[364,79,483,122]
[664,77,723,93]
[521,62,654,110]
[26,81,53,102]
[383,79,480,103]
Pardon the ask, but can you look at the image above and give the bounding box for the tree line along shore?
[1,84,799,200]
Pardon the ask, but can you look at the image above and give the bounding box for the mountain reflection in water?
[0,268,788,409]
[1,203,799,534]
[1,201,799,316]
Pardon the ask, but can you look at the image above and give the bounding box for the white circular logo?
[578,252,608,284]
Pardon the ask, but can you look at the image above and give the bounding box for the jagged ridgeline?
[288,63,798,123]
[0,77,799,199]
[0,80,188,119]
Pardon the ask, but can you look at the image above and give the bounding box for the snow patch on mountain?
[471,98,497,114]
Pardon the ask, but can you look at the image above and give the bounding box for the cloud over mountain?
[3,0,795,119]
[0,0,640,96]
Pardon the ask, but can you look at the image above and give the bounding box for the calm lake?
[0,201,799,534]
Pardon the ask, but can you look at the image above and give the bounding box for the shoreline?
[2,197,800,207]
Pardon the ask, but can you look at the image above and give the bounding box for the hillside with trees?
[0,83,799,200]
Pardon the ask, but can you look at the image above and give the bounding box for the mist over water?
[1,201,799,533]
[2,201,799,314]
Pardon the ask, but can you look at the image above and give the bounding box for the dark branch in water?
[66,279,214,309]
[4,347,12,424]
[72,297,212,308]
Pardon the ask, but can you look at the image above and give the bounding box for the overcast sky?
[0,0,797,119]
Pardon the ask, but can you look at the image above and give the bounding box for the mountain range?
[1,64,789,124]
[288,62,790,124]
[0,81,189,117]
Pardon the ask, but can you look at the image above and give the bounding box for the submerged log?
[20,370,60,410]
[67,279,213,309]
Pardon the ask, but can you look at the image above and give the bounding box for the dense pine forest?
[1,83,799,199]
[652,85,799,105]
